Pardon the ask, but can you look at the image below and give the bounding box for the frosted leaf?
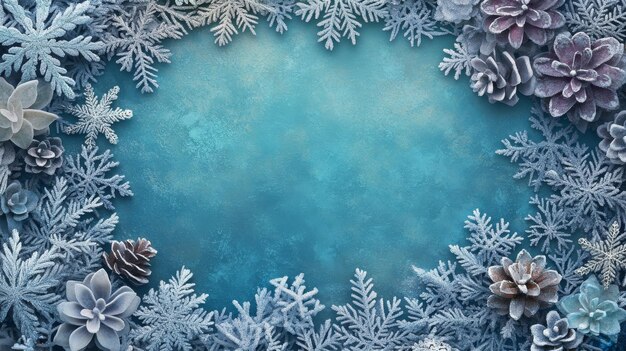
[196,0,272,46]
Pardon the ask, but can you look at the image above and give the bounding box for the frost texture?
[296,0,387,50]
[565,0,626,41]
[64,84,133,150]
[132,267,214,351]
[0,0,104,98]
[576,222,626,289]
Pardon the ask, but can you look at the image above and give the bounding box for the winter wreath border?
[0,0,625,350]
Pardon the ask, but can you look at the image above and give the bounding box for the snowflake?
[383,0,448,47]
[132,267,214,351]
[332,269,407,350]
[296,0,387,50]
[196,0,272,46]
[439,42,474,80]
[565,0,626,41]
[64,84,133,150]
[525,196,573,253]
[207,274,324,349]
[0,231,62,339]
[576,222,626,289]
[63,146,133,211]
[545,148,626,235]
[266,0,296,34]
[104,1,193,93]
[497,105,579,190]
[0,0,104,98]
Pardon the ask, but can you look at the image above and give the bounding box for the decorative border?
[0,0,625,350]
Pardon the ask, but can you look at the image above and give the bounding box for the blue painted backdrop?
[84,22,535,309]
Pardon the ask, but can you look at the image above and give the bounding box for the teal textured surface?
[88,22,535,308]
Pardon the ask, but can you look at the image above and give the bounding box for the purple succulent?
[534,32,626,130]
[481,0,565,49]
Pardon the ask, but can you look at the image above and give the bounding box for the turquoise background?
[85,22,535,309]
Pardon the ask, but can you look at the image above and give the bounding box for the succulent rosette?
[558,276,626,337]
[530,310,583,351]
[534,32,626,130]
[54,269,140,351]
[481,0,565,49]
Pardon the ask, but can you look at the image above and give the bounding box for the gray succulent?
[24,137,64,175]
[0,180,38,230]
[54,269,140,351]
[0,79,58,149]
[598,111,626,164]
[530,310,583,351]
[534,32,626,131]
[470,50,536,106]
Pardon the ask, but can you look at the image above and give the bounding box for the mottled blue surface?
[88,22,535,308]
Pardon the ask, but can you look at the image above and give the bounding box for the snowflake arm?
[332,269,407,350]
[296,0,387,50]
[439,42,474,80]
[383,0,447,47]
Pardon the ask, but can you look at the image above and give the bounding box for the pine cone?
[103,238,157,285]
[481,0,565,49]
[470,50,536,106]
[534,32,626,131]
[487,249,562,320]
[598,111,626,164]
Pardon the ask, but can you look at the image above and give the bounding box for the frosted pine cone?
[534,32,626,130]
[103,238,157,285]
[481,0,565,49]
[598,111,626,164]
[470,50,536,106]
[487,249,562,320]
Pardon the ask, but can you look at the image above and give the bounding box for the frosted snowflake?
[64,84,133,150]
[0,0,104,98]
[383,0,447,47]
[576,222,626,289]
